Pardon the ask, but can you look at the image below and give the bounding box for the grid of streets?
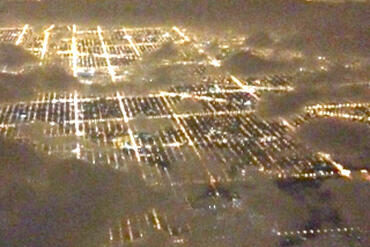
[1,24,368,245]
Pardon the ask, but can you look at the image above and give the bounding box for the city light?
[71,24,78,77]
[40,24,54,64]
[15,24,29,46]
[0,22,367,246]
[97,26,116,82]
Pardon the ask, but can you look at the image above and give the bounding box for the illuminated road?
[97,26,116,82]
[172,26,190,42]
[116,91,141,163]
[305,102,370,123]
[159,91,228,103]
[276,226,363,238]
[71,24,78,77]
[122,27,141,57]
[160,93,219,190]
[172,26,293,97]
[116,91,149,180]
[40,24,55,64]
[230,75,259,99]
[318,152,352,178]
[73,91,83,137]
[15,24,29,46]
[172,26,222,67]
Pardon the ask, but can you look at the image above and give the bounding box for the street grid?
[1,24,368,245]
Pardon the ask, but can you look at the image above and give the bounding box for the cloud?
[129,166,363,247]
[0,65,80,103]
[319,179,369,232]
[256,66,370,119]
[296,119,370,169]
[144,41,179,62]
[299,234,365,247]
[276,29,370,58]
[131,115,173,133]
[183,168,312,247]
[0,43,37,68]
[0,1,369,246]
[93,41,194,95]
[222,51,299,76]
[256,89,317,120]
[118,65,176,95]
[120,63,200,95]
[1,135,368,247]
[0,136,178,247]
[245,32,275,48]
[291,178,370,247]
[275,174,370,246]
[0,1,368,37]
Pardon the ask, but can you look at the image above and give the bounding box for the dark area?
[256,66,370,119]
[296,119,370,169]
[0,137,176,247]
[0,43,37,68]
[0,65,81,103]
[223,51,299,76]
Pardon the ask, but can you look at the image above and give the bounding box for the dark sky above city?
[0,1,369,247]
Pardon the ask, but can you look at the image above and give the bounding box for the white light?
[40,25,55,62]
[172,26,190,42]
[210,58,221,67]
[97,26,116,82]
[71,24,78,77]
[15,24,29,46]
[122,27,141,57]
